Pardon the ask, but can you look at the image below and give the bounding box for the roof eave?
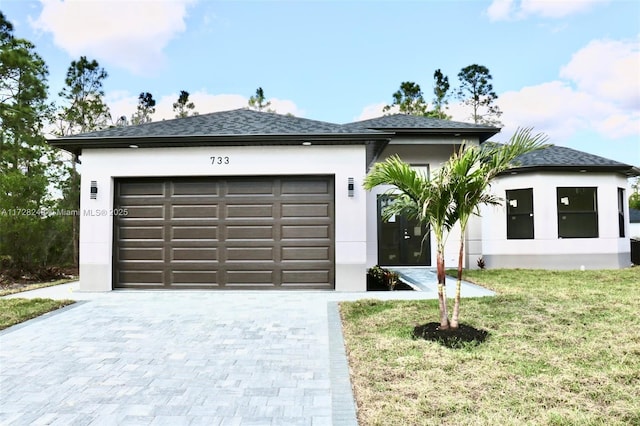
[500,165,640,177]
[366,127,500,142]
[48,132,393,154]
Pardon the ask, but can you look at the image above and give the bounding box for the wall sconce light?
[348,177,355,197]
[90,181,98,199]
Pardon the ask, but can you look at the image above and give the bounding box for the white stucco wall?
[365,137,476,269]
[480,171,632,269]
[78,144,368,292]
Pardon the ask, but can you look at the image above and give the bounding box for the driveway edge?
[0,300,86,336]
[327,302,358,425]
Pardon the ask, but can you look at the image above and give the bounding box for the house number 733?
[210,156,230,165]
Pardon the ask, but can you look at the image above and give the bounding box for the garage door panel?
[172,226,218,240]
[119,247,164,261]
[171,248,217,261]
[114,176,334,289]
[282,246,330,261]
[281,180,329,195]
[172,205,218,219]
[119,226,164,240]
[226,270,273,285]
[226,204,273,218]
[226,225,273,240]
[282,225,329,239]
[119,270,164,284]
[120,205,165,218]
[282,270,330,284]
[172,181,219,196]
[227,247,274,261]
[172,271,218,284]
[118,182,165,197]
[226,180,274,196]
[282,203,329,218]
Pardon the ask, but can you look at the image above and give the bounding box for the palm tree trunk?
[450,235,464,329]
[436,247,450,330]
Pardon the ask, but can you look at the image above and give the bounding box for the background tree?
[383,81,428,116]
[425,69,451,120]
[248,87,274,112]
[56,56,111,267]
[56,57,111,135]
[629,177,640,210]
[0,12,66,269]
[456,64,503,126]
[130,92,156,125]
[173,90,197,118]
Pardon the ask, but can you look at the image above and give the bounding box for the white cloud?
[353,102,393,122]
[496,80,638,144]
[560,37,640,110]
[487,0,515,22]
[495,36,640,144]
[106,90,304,123]
[30,0,195,75]
[487,0,608,21]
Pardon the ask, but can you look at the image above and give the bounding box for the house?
[48,109,639,292]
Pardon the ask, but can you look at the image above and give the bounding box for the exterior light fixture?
[90,181,98,199]
[348,177,355,197]
[129,144,139,149]
[302,142,312,146]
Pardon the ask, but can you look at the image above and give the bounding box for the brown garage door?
[113,176,334,289]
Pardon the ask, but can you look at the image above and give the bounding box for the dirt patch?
[0,266,78,291]
[413,322,489,348]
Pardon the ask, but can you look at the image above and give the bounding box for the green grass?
[340,268,640,426]
[0,278,76,297]
[0,298,75,330]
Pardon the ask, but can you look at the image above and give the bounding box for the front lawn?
[0,298,75,330]
[340,268,640,425]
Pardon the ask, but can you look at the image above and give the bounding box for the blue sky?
[3,0,639,166]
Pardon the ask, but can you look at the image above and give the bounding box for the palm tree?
[363,155,457,329]
[363,128,548,331]
[446,128,549,329]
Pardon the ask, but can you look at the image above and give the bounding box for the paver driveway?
[0,280,493,425]
[1,291,358,425]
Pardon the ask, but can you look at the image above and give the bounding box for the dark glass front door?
[377,196,431,266]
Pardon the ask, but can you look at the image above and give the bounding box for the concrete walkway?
[387,267,495,297]
[1,278,494,425]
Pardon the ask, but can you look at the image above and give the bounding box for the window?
[557,187,598,238]
[506,189,534,239]
[618,188,625,238]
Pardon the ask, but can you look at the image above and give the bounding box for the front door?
[377,196,431,266]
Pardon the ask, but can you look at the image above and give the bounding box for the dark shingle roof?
[49,108,392,155]
[343,114,499,131]
[343,114,500,142]
[75,108,383,138]
[630,209,640,223]
[508,145,639,176]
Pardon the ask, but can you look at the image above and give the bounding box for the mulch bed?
[366,280,415,291]
[413,322,489,348]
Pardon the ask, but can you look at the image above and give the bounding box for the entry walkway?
[387,267,496,297]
